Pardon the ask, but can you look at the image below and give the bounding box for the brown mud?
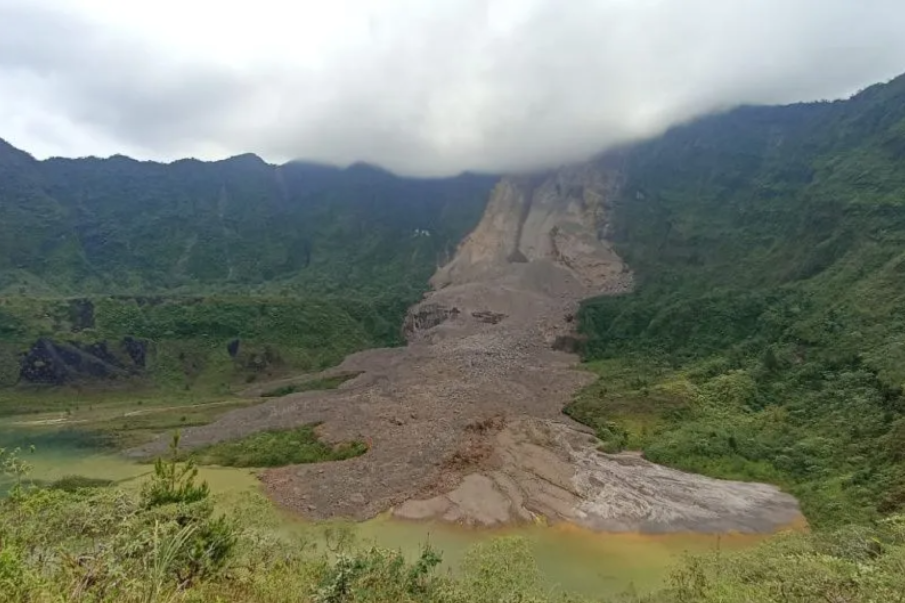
[131,167,802,533]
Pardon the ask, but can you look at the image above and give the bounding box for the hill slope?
[0,144,496,392]
[0,144,495,297]
[572,73,905,525]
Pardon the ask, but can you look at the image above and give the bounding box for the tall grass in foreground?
[3,441,905,602]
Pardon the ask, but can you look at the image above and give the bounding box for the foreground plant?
[1,433,236,603]
[5,433,905,602]
[0,445,32,495]
[142,432,210,507]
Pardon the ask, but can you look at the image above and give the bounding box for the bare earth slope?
[132,165,802,533]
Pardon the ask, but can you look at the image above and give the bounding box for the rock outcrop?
[19,337,148,385]
[402,304,460,341]
[431,166,630,293]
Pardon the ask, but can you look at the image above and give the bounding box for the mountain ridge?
[0,138,497,297]
[0,137,502,181]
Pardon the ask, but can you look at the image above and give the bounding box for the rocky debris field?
[131,169,802,533]
[394,418,801,533]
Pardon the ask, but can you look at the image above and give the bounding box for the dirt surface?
[130,168,803,533]
[395,418,801,533]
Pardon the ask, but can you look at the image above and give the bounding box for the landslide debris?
[130,164,801,533]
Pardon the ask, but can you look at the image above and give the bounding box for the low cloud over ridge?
[1,0,904,176]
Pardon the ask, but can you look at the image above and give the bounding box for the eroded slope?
[133,164,801,533]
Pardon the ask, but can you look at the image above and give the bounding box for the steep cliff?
[402,164,633,342]
[430,165,630,294]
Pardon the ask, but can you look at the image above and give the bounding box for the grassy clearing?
[87,399,259,449]
[0,293,393,452]
[0,369,359,452]
[192,424,368,468]
[0,387,260,449]
[568,358,689,450]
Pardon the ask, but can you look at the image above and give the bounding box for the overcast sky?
[1,0,904,176]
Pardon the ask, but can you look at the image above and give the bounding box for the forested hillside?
[572,73,905,525]
[0,143,495,391]
[0,141,494,297]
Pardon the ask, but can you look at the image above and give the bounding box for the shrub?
[192,425,367,468]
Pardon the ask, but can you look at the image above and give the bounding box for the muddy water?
[0,427,262,496]
[1,427,774,597]
[352,517,772,596]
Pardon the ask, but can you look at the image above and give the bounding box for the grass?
[3,441,905,603]
[0,387,261,449]
[44,475,115,491]
[0,293,394,452]
[86,399,259,449]
[260,372,361,398]
[4,69,905,603]
[191,424,368,468]
[0,294,409,394]
[0,370,359,453]
[567,358,689,450]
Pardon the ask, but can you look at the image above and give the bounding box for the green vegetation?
[0,142,493,450]
[661,517,905,603]
[0,296,407,391]
[1,440,235,602]
[191,424,367,468]
[571,73,905,527]
[0,142,494,298]
[261,373,361,398]
[0,296,403,449]
[4,64,905,600]
[4,444,905,602]
[145,434,213,506]
[0,388,249,453]
[45,475,115,491]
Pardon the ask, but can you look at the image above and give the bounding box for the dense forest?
[571,73,905,526]
[0,140,494,298]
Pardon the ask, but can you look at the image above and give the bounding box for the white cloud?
[1,0,904,175]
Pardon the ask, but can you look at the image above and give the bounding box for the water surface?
[1,426,774,597]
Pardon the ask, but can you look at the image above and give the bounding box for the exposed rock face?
[132,162,802,534]
[19,337,148,385]
[122,337,148,367]
[402,303,460,341]
[431,167,631,293]
[471,311,506,325]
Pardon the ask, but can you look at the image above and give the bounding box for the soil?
[129,170,803,533]
[395,418,801,533]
